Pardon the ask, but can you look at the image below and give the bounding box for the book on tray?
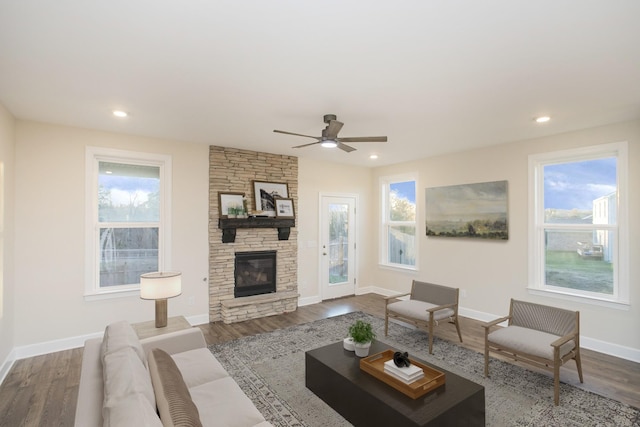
[383,359,424,384]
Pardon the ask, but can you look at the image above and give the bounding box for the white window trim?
[379,173,418,271]
[84,147,172,300]
[527,141,629,309]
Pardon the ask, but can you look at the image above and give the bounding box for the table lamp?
[140,271,182,328]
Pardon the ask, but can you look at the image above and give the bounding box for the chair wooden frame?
[482,299,584,405]
[384,281,463,354]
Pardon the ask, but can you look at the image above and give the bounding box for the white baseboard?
[14,331,103,360]
[9,313,211,363]
[0,348,17,387]
[185,313,209,326]
[298,295,322,306]
[581,336,640,363]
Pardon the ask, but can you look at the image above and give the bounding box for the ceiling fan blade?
[292,141,322,149]
[273,130,321,140]
[338,136,387,143]
[337,142,356,153]
[325,120,344,139]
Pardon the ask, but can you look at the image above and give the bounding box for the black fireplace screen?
[234,250,276,297]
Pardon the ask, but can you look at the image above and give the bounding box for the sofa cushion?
[148,348,203,427]
[101,320,146,364]
[171,347,230,388]
[103,391,163,427]
[189,376,268,427]
[488,325,576,360]
[387,299,455,322]
[102,346,158,426]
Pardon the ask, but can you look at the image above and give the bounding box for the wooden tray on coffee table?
[360,349,446,399]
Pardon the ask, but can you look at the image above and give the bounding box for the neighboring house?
[593,192,616,263]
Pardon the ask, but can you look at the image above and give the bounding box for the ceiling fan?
[273,114,387,153]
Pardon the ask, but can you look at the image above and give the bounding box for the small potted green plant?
[349,320,376,357]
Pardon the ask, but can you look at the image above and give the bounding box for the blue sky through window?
[544,157,616,210]
[390,181,416,204]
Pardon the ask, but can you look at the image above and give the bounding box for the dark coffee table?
[305,340,485,426]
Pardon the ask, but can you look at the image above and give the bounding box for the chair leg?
[484,343,490,377]
[554,363,560,406]
[454,316,463,343]
[428,319,434,354]
[384,310,389,336]
[575,350,584,383]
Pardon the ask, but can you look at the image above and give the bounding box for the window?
[85,147,172,298]
[381,175,417,269]
[528,142,628,306]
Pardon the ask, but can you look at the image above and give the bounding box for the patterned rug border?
[209,311,640,427]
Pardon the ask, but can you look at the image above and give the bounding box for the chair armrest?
[140,327,206,356]
[384,292,411,303]
[481,316,510,330]
[551,331,577,348]
[426,302,457,312]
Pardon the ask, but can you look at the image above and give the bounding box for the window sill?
[379,263,419,274]
[526,287,630,310]
[84,288,140,301]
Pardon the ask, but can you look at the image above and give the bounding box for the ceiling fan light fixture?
[321,140,338,148]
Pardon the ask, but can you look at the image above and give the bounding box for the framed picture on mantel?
[252,181,289,216]
[218,192,245,218]
[275,198,295,219]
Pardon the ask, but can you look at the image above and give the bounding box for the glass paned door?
[321,196,356,299]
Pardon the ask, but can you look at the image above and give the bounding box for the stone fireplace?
[208,146,299,324]
[234,250,277,297]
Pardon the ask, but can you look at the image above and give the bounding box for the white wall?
[368,119,640,358]
[13,121,210,347]
[297,157,373,304]
[5,118,638,363]
[0,103,16,375]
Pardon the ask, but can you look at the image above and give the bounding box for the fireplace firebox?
[234,250,277,297]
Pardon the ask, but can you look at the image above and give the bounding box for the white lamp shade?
[140,272,182,300]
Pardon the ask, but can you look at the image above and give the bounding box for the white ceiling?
[1,1,639,167]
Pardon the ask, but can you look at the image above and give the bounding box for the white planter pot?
[354,341,371,357]
[343,337,355,351]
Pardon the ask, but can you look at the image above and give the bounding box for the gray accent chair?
[384,280,463,354]
[482,299,583,405]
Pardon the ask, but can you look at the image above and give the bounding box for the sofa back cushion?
[148,348,203,427]
[102,346,160,426]
[101,320,147,364]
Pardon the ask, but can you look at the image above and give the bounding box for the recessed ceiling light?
[113,110,128,118]
[535,116,551,123]
[369,154,379,160]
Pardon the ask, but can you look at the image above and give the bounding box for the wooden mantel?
[218,217,295,243]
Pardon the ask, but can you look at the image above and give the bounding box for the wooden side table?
[132,315,191,340]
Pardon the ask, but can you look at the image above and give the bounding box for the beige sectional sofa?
[75,320,272,427]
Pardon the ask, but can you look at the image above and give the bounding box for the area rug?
[209,312,639,427]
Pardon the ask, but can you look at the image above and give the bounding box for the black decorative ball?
[393,351,411,368]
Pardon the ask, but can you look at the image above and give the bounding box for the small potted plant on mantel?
[349,320,376,357]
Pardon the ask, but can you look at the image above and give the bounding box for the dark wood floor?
[0,293,638,426]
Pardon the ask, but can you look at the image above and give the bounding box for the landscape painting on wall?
[425,180,508,239]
